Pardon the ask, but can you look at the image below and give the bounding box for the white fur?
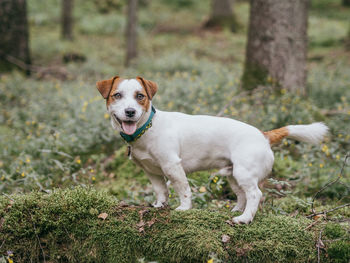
[107,79,328,224]
[287,122,329,144]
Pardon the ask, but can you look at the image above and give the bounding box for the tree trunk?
[343,0,350,7]
[125,0,138,67]
[0,0,31,75]
[346,24,350,50]
[61,0,74,40]
[242,0,309,95]
[205,0,238,32]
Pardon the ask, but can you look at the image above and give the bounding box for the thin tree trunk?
[61,0,74,40]
[125,0,138,67]
[242,0,309,95]
[343,0,350,7]
[0,0,31,75]
[205,0,238,32]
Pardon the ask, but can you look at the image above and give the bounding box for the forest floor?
[0,0,350,262]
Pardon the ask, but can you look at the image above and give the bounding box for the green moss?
[324,223,347,239]
[0,187,320,262]
[328,241,350,263]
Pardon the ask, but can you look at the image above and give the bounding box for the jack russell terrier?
[96,76,328,224]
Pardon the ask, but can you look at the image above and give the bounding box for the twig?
[310,153,349,214]
[317,230,323,263]
[304,218,322,230]
[2,194,14,202]
[30,214,46,263]
[5,55,41,72]
[0,240,5,250]
[307,203,350,219]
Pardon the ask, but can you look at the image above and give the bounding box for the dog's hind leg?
[215,167,246,212]
[146,173,168,208]
[231,164,262,224]
[227,175,246,212]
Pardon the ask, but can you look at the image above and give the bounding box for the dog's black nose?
[125,108,136,118]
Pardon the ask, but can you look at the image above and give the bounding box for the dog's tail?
[263,122,329,145]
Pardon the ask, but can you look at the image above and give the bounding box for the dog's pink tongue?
[122,122,137,135]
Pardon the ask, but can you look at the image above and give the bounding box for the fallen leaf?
[119,201,128,207]
[98,212,108,220]
[313,214,325,221]
[317,239,325,249]
[147,218,156,227]
[222,234,230,243]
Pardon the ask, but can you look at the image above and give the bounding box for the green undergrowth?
[1,187,349,263]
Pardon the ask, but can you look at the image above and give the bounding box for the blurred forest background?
[0,0,350,260]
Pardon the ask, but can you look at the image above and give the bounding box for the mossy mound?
[0,187,332,262]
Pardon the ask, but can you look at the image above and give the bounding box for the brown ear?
[136,76,158,100]
[96,76,120,99]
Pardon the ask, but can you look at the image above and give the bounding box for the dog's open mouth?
[114,114,137,135]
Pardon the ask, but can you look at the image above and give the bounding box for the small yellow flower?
[225,204,230,208]
[1,176,5,180]
[321,145,328,153]
[92,176,96,181]
[284,140,288,146]
[281,88,287,95]
[167,101,174,109]
[336,155,340,160]
[319,163,324,168]
[338,134,343,138]
[90,169,94,173]
[207,259,214,263]
[26,158,30,163]
[104,113,110,119]
[199,186,206,193]
[21,172,25,177]
[169,194,172,198]
[76,159,81,164]
[308,163,313,167]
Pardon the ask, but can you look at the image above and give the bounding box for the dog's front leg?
[146,173,168,208]
[161,162,192,211]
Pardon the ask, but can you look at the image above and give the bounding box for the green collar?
[120,106,156,143]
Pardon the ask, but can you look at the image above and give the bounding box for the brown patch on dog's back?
[134,90,150,111]
[264,127,289,144]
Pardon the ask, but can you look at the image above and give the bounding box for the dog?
[96,76,328,224]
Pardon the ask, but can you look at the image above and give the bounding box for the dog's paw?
[232,215,252,224]
[152,201,167,208]
[175,204,192,211]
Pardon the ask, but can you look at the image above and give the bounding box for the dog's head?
[96,76,157,135]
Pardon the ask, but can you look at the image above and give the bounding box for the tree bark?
[0,0,31,75]
[125,0,138,67]
[242,0,309,95]
[205,0,238,32]
[61,0,74,40]
[343,0,350,7]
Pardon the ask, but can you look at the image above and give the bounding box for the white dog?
[96,76,328,224]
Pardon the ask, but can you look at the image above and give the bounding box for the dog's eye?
[136,94,145,100]
[113,93,122,99]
